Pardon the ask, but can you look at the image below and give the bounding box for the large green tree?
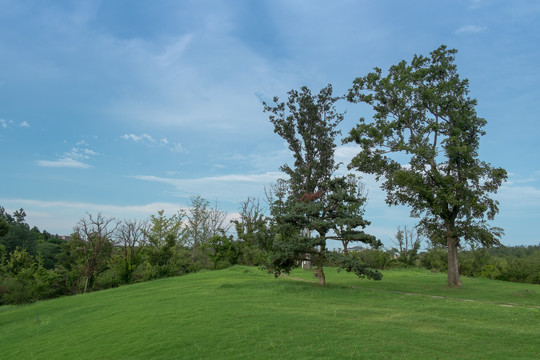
[345,45,507,287]
[264,85,381,285]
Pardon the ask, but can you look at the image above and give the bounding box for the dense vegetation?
[0,266,538,359]
[1,204,538,306]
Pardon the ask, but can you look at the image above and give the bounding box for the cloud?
[36,157,92,168]
[455,25,487,35]
[497,183,540,209]
[134,172,283,202]
[469,0,484,9]
[0,118,18,128]
[169,143,185,153]
[121,133,187,153]
[36,141,99,168]
[121,133,155,142]
[155,34,194,67]
[20,121,30,127]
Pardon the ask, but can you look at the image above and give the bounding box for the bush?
[419,248,447,272]
[346,249,395,270]
[0,250,66,305]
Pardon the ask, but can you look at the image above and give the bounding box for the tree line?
[0,196,272,305]
[1,202,537,306]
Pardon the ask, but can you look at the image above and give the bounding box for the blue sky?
[1,0,539,248]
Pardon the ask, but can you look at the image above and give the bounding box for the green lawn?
[1,266,538,359]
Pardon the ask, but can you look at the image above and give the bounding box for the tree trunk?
[446,232,462,288]
[342,241,349,255]
[317,265,325,286]
[317,245,326,286]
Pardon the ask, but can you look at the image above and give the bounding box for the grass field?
[1,266,538,359]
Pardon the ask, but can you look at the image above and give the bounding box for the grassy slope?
[0,267,538,360]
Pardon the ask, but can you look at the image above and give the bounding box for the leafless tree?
[74,213,117,294]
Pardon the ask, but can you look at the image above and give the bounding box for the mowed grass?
[0,267,538,359]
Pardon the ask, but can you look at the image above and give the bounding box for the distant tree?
[205,234,240,269]
[0,218,8,238]
[232,197,273,265]
[73,213,117,293]
[147,210,185,249]
[0,207,37,255]
[36,241,61,269]
[115,219,149,283]
[185,196,229,266]
[264,85,381,285]
[392,226,422,266]
[345,45,507,287]
[146,210,186,274]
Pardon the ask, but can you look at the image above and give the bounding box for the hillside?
[0,267,538,359]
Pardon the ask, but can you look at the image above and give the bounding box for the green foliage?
[347,248,395,270]
[0,248,64,305]
[36,241,61,269]
[0,217,8,238]
[0,221,38,255]
[205,235,241,269]
[392,226,422,267]
[73,213,116,293]
[185,196,230,267]
[264,85,380,284]
[329,252,382,280]
[233,197,274,266]
[420,247,448,272]
[345,45,507,286]
[263,84,343,196]
[268,176,382,282]
[419,245,540,284]
[147,210,185,249]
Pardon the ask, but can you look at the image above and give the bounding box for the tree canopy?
[264,85,381,285]
[345,45,507,287]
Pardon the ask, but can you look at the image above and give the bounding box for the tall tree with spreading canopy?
[264,85,381,285]
[345,45,507,287]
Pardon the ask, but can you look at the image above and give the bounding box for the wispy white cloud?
[169,143,185,153]
[36,141,98,168]
[64,147,99,160]
[455,25,487,35]
[497,183,540,209]
[121,133,155,142]
[121,133,187,153]
[134,172,283,202]
[155,34,194,67]
[36,157,92,168]
[469,0,484,9]
[0,118,24,128]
